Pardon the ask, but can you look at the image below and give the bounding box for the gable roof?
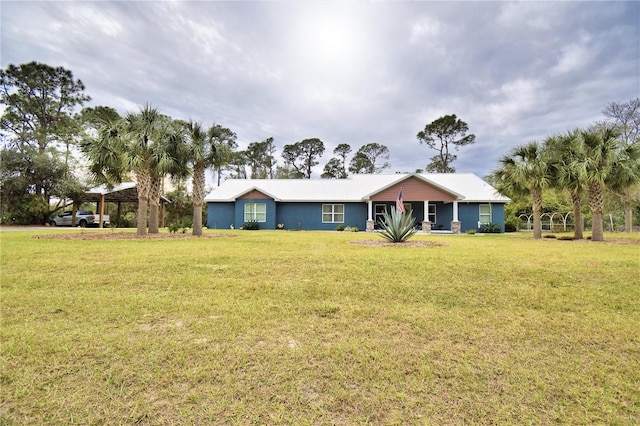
[204,173,509,203]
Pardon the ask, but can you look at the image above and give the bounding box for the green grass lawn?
[1,229,639,425]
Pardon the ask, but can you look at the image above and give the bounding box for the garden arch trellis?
[518,212,575,232]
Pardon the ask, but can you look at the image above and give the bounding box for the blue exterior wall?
[491,204,505,232]
[207,202,235,229]
[458,203,479,232]
[235,198,277,230]
[207,200,506,232]
[458,202,506,232]
[277,202,368,231]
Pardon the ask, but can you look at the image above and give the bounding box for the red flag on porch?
[396,189,405,213]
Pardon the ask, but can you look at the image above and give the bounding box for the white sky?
[2,1,638,180]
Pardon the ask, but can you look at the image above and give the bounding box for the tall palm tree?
[83,104,181,236]
[605,140,640,233]
[580,125,620,241]
[546,131,586,239]
[182,120,211,236]
[491,141,551,239]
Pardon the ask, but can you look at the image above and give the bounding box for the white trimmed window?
[244,202,266,222]
[479,204,492,225]
[322,204,344,223]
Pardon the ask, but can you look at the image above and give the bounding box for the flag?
[396,189,405,213]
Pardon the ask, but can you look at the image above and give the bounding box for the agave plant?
[379,208,417,243]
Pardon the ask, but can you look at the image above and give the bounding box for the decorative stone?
[451,221,461,234]
[421,221,432,234]
[366,220,375,232]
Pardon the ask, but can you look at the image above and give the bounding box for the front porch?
[365,199,462,234]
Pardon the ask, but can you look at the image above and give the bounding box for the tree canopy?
[1,61,90,223]
[281,138,325,179]
[417,114,475,173]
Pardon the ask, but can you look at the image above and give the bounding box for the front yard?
[1,229,638,424]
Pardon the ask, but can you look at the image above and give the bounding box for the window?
[322,204,344,223]
[244,202,266,222]
[427,204,436,223]
[479,204,492,225]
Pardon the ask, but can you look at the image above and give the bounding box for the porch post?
[422,200,431,233]
[451,200,461,234]
[366,200,374,232]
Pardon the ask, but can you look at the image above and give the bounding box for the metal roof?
[204,173,510,203]
[86,182,171,203]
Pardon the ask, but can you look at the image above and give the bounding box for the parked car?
[49,210,110,228]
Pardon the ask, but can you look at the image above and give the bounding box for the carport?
[85,182,170,228]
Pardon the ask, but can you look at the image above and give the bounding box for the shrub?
[379,208,417,243]
[168,219,191,234]
[350,226,359,232]
[479,223,501,233]
[336,224,346,232]
[243,220,260,230]
[466,229,477,235]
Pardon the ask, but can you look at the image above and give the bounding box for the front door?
[374,204,387,228]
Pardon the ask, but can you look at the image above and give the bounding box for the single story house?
[204,173,510,233]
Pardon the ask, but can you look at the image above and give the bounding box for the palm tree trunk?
[531,187,543,239]
[192,162,205,236]
[623,189,632,233]
[570,190,584,240]
[148,177,161,234]
[588,181,605,241]
[135,168,151,236]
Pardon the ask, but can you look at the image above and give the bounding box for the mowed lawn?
[1,229,638,425]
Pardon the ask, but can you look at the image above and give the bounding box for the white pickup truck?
[49,210,110,228]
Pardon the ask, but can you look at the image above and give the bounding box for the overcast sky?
[2,1,638,180]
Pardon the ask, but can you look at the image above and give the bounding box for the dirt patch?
[349,240,448,248]
[33,232,235,240]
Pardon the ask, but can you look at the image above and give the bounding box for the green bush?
[350,226,359,232]
[243,220,260,230]
[379,208,417,243]
[479,223,501,233]
[466,229,477,235]
[168,219,191,234]
[336,224,346,232]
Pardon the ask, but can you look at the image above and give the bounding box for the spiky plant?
[379,208,417,243]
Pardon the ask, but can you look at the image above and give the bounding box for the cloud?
[1,1,638,179]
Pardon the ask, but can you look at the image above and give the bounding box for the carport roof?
[85,182,170,203]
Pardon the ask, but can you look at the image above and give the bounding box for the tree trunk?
[148,177,161,234]
[623,190,632,233]
[135,168,151,236]
[588,181,605,241]
[570,190,584,240]
[531,187,543,239]
[192,162,205,236]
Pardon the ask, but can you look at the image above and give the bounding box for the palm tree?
[546,131,586,239]
[579,125,621,241]
[491,141,551,239]
[182,120,211,236]
[83,104,181,236]
[605,139,640,233]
